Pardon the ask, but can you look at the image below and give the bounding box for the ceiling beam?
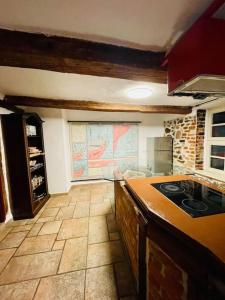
[0,29,167,83]
[0,100,24,113]
[5,96,192,114]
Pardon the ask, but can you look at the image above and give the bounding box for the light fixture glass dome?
[126,86,152,99]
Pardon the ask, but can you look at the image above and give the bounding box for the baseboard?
[50,179,109,197]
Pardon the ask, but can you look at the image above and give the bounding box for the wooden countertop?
[126,175,225,266]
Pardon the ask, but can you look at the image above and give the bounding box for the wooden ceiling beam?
[0,100,24,113]
[5,96,192,114]
[0,29,167,83]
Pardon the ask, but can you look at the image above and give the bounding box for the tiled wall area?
[164,110,206,173]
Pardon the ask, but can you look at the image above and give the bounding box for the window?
[69,122,139,181]
[205,108,225,177]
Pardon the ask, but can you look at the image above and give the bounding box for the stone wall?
[164,110,206,173]
[164,109,225,190]
[195,110,206,170]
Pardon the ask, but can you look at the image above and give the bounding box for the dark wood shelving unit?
[2,112,50,220]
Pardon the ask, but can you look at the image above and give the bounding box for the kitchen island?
[115,175,225,300]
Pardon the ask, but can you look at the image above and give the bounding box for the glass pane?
[212,125,225,137]
[211,145,225,157]
[210,157,224,170]
[212,111,225,124]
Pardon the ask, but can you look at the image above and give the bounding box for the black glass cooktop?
[151,180,225,218]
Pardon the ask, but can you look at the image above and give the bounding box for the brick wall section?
[147,239,187,300]
[164,110,206,173]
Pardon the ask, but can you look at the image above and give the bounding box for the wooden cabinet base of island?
[146,221,225,300]
[115,181,148,299]
[116,182,225,300]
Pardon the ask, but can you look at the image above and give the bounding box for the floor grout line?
[31,278,41,300]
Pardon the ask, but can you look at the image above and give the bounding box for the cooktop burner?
[160,183,185,193]
[181,199,208,212]
[152,180,225,218]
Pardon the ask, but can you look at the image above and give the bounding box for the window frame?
[204,107,225,178]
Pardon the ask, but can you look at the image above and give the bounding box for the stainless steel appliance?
[147,137,173,175]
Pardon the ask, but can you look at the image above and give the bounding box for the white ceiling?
[0,66,199,106]
[0,0,213,50]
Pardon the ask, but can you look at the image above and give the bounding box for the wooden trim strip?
[5,96,192,114]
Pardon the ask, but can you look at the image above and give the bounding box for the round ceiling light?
[126,86,152,99]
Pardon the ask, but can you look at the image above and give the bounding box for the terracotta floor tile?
[0,231,28,249]
[15,234,56,256]
[41,207,59,218]
[52,240,65,251]
[0,248,16,273]
[90,202,113,216]
[69,188,80,197]
[76,191,91,202]
[90,193,104,203]
[58,237,87,273]
[47,196,70,208]
[34,271,85,300]
[0,279,39,300]
[0,227,12,242]
[87,241,124,268]
[73,201,90,218]
[85,265,117,300]
[36,216,55,223]
[88,216,109,244]
[0,250,62,284]
[57,218,88,240]
[27,223,43,237]
[114,262,136,297]
[6,220,28,227]
[25,216,39,225]
[69,196,77,205]
[11,225,33,233]
[38,221,62,235]
[55,206,75,220]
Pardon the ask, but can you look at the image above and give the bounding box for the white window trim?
[196,107,225,181]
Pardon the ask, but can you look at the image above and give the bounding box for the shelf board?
[27,135,41,138]
[30,164,44,172]
[32,180,45,191]
[33,193,47,202]
[29,152,45,158]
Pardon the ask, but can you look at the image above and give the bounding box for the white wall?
[23,107,181,194]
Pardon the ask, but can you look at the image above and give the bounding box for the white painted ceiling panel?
[0,67,198,106]
[0,0,213,50]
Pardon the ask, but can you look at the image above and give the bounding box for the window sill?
[194,170,225,183]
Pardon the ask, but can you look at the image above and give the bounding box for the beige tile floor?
[0,182,137,300]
